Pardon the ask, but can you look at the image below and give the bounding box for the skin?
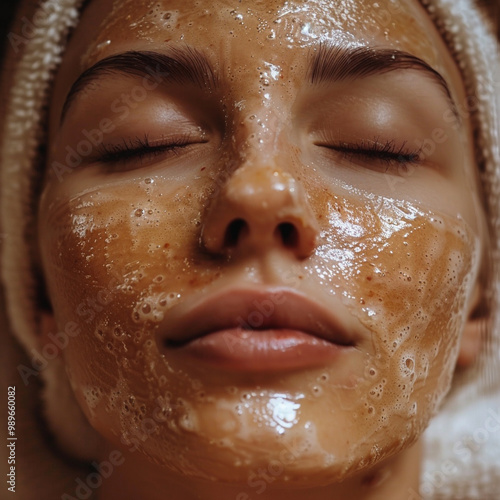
[37,0,486,498]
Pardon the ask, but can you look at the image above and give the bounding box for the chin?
[107,406,420,489]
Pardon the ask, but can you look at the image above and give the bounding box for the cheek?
[40,178,225,449]
[43,180,202,320]
[308,190,479,415]
[38,172,480,477]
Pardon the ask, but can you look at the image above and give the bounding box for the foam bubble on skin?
[43,0,482,486]
[113,381,206,468]
[132,292,181,323]
[206,392,335,472]
[273,0,361,47]
[269,0,437,62]
[82,386,104,417]
[81,0,182,67]
[44,168,480,484]
[81,0,442,81]
[287,189,480,478]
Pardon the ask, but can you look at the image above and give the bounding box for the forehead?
[65,0,454,75]
[50,0,466,136]
[82,0,434,57]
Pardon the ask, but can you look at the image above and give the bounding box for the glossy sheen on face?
[41,178,479,482]
[40,0,482,487]
[81,0,438,70]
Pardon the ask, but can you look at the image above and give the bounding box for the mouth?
[157,287,358,372]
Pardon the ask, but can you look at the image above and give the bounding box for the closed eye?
[94,134,207,165]
[315,136,423,172]
[331,140,422,165]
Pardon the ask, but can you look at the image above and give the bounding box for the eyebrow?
[60,47,218,123]
[308,44,458,116]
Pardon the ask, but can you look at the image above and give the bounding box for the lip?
[157,287,358,372]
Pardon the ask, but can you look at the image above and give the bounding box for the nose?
[201,165,319,259]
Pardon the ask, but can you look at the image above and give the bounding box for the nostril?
[276,222,299,248]
[224,218,249,248]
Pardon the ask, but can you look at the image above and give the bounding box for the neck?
[95,441,422,500]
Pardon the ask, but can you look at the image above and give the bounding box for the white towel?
[1,0,499,497]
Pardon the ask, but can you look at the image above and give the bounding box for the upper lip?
[159,286,358,348]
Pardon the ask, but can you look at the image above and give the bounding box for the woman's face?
[39,0,483,486]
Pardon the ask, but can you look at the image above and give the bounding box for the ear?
[456,282,484,368]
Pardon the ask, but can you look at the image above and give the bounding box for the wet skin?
[38,0,485,497]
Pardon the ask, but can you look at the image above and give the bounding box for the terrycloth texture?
[1,0,81,353]
[0,0,499,498]
[417,1,500,499]
[0,0,104,462]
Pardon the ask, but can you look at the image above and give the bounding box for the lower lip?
[171,328,347,372]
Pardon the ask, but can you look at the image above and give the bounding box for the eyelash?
[320,138,423,171]
[94,134,421,173]
[95,134,195,164]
